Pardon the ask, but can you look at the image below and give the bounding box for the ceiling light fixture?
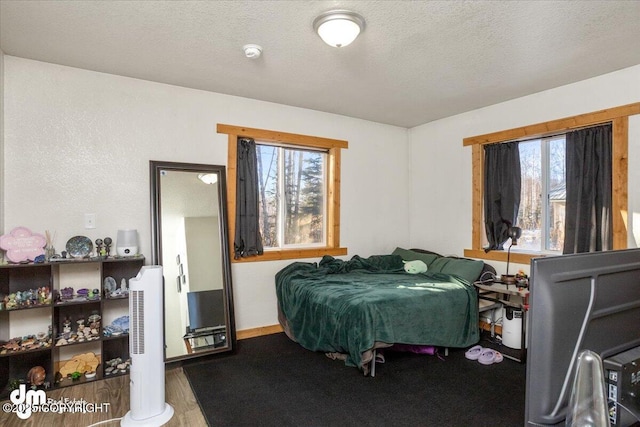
[198,173,218,185]
[243,44,262,59]
[313,10,365,48]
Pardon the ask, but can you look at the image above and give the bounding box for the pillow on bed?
[403,260,428,274]
[429,257,484,283]
[392,247,440,267]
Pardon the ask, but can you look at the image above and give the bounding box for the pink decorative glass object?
[0,227,46,262]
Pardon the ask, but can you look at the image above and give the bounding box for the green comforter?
[275,255,479,371]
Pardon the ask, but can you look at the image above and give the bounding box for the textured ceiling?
[1,1,639,128]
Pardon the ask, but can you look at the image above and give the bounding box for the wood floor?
[0,366,206,427]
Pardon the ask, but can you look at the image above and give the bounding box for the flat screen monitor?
[525,248,640,426]
[187,289,226,333]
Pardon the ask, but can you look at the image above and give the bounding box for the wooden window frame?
[463,103,640,265]
[217,124,348,263]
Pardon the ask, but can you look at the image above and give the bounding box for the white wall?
[6,54,638,331]
[408,64,640,275]
[2,56,410,331]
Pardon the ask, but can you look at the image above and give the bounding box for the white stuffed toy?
[403,260,428,274]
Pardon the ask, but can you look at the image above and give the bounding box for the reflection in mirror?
[150,161,235,362]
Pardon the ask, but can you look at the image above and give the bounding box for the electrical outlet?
[85,213,96,229]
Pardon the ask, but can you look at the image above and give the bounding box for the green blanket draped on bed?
[275,255,479,371]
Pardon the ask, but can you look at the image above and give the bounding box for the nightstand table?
[474,281,529,363]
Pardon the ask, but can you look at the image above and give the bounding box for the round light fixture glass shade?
[198,173,218,184]
[314,10,365,48]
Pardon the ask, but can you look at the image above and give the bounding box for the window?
[463,103,639,264]
[257,144,326,249]
[517,136,566,253]
[217,124,348,262]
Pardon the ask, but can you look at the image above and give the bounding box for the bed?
[276,248,492,375]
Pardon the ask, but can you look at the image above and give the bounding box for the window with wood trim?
[257,143,326,249]
[463,103,639,265]
[517,135,566,253]
[217,124,348,262]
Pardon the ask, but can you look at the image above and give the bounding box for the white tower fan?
[122,265,174,426]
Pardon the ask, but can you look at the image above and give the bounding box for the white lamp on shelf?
[116,229,138,257]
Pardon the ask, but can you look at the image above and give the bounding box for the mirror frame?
[150,160,236,362]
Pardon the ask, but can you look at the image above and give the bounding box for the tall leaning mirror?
[150,161,235,362]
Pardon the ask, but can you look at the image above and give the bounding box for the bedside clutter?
[474,280,529,363]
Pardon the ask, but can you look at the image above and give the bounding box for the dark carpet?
[183,333,525,426]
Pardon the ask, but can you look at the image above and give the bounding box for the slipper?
[478,348,503,365]
[465,345,484,360]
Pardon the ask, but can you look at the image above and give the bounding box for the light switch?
[85,213,96,229]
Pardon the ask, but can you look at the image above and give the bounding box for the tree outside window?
[517,136,565,253]
[218,123,347,262]
[257,144,326,249]
[464,104,635,264]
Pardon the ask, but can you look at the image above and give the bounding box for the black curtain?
[234,137,264,259]
[484,142,521,250]
[563,124,612,254]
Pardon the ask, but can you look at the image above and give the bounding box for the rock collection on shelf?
[55,313,101,346]
[55,286,101,304]
[103,315,129,337]
[1,286,52,310]
[0,330,52,355]
[104,357,131,376]
[56,351,101,384]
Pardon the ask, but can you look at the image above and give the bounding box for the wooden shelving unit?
[0,256,143,398]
